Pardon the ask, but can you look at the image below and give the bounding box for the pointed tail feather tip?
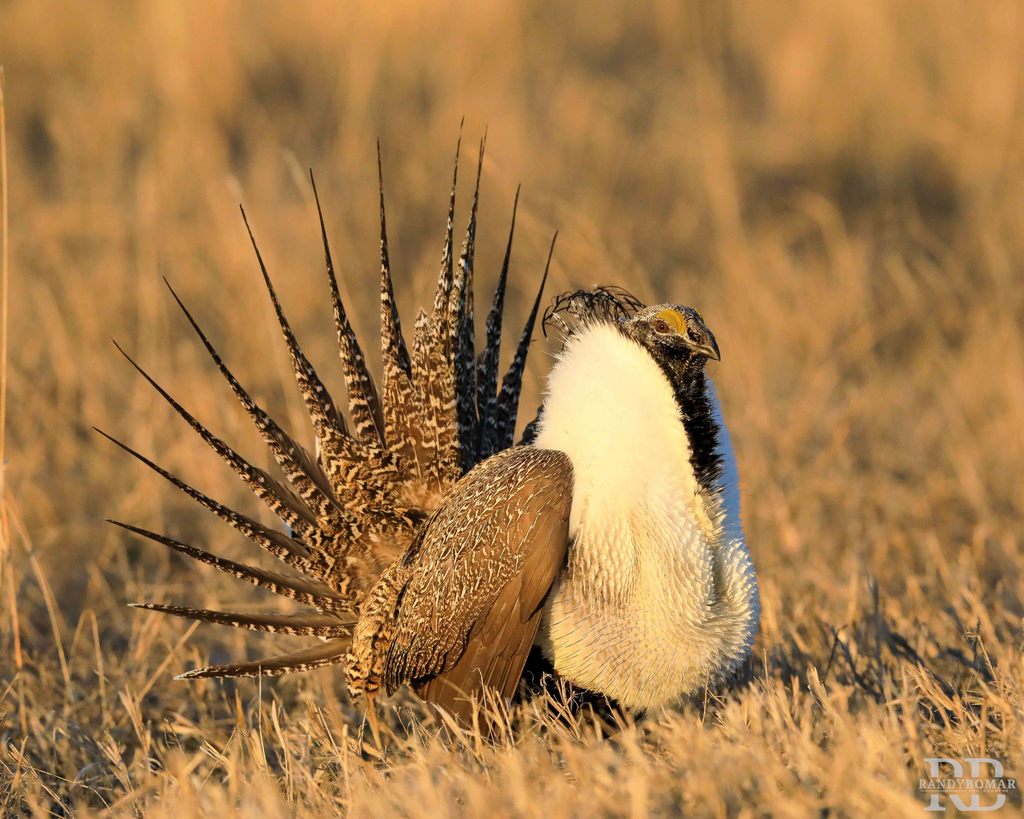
[170,638,351,680]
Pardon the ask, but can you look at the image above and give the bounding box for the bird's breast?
[537,489,730,711]
[531,322,758,710]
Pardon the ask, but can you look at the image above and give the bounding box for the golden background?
[0,1,1021,814]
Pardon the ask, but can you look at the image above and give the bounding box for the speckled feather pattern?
[476,187,518,460]
[312,174,385,446]
[344,447,572,700]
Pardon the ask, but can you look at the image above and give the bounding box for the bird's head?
[620,305,720,370]
[544,288,720,379]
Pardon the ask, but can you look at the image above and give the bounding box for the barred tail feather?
[450,137,485,472]
[175,638,351,680]
[162,280,345,531]
[409,140,465,491]
[430,128,462,328]
[130,604,352,637]
[310,170,385,445]
[477,186,519,459]
[96,428,316,566]
[112,340,319,536]
[243,208,348,439]
[494,233,555,449]
[376,148,422,483]
[108,520,350,613]
[243,207,410,542]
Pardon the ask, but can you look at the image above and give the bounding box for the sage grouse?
[103,141,760,722]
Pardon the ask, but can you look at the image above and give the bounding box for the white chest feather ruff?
[533,323,759,710]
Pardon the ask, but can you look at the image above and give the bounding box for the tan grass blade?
[0,68,9,566]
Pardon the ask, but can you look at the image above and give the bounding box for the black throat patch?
[658,360,723,500]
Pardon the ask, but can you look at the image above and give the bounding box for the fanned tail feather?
[130,604,352,637]
[174,639,351,680]
[107,520,349,613]
[242,207,349,443]
[477,186,519,459]
[450,137,485,471]
[413,137,463,492]
[244,203,419,553]
[376,146,422,484]
[112,340,319,537]
[161,280,344,533]
[494,234,556,450]
[430,128,462,327]
[107,136,553,680]
[242,208,402,513]
[96,428,320,569]
[310,170,385,445]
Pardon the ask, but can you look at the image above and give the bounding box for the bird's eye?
[653,319,672,334]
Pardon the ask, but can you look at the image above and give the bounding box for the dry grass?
[1,0,1022,815]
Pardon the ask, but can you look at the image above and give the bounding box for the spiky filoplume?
[103,140,551,680]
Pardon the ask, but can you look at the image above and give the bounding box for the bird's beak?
[695,336,721,361]
[687,324,720,361]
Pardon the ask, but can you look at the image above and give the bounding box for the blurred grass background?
[0,0,1022,815]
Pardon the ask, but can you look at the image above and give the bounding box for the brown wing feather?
[415,522,565,721]
[368,447,572,719]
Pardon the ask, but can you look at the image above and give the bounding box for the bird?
[101,137,760,725]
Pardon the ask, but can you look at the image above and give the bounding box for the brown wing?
[381,447,573,720]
